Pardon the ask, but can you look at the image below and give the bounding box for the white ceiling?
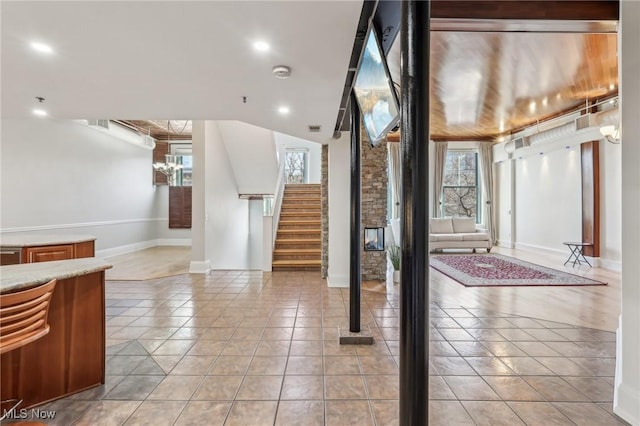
[1,1,363,143]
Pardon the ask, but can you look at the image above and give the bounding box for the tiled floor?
[27,270,628,425]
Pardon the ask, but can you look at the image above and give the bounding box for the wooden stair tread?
[272,259,321,266]
[277,229,321,233]
[274,248,321,253]
[279,220,321,224]
[275,238,320,243]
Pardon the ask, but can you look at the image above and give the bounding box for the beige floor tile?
[428,376,457,400]
[430,356,476,375]
[563,377,615,402]
[324,375,367,400]
[508,401,574,426]
[290,340,323,356]
[169,355,216,375]
[281,375,325,400]
[286,356,324,375]
[553,402,627,425]
[192,375,243,400]
[358,356,398,374]
[220,340,259,356]
[443,376,501,401]
[275,400,324,426]
[325,400,374,426]
[236,375,283,400]
[247,356,288,375]
[535,356,593,376]
[465,356,516,375]
[370,400,399,426]
[255,340,291,356]
[499,356,555,375]
[364,375,398,400]
[261,327,293,340]
[523,376,589,401]
[147,375,202,400]
[103,375,164,400]
[484,376,544,401]
[123,400,185,426]
[324,355,361,375]
[461,401,526,426]
[74,401,142,426]
[225,401,278,426]
[152,339,195,356]
[428,400,474,425]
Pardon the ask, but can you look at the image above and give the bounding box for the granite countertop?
[0,234,96,247]
[0,258,112,294]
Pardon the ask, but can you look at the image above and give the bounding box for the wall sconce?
[504,140,516,154]
[600,125,620,144]
[153,154,184,185]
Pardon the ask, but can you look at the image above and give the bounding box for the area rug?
[429,254,607,287]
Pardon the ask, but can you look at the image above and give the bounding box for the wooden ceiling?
[426,31,618,141]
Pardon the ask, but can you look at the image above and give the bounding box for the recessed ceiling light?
[542,96,548,107]
[529,101,536,113]
[30,42,53,54]
[33,109,48,117]
[609,84,615,90]
[253,41,270,52]
[278,106,290,115]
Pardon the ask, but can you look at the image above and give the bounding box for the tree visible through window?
[442,151,479,221]
[285,150,307,184]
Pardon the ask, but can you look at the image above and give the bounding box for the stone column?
[321,145,329,278]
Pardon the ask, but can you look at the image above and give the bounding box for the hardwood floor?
[375,246,620,332]
[105,246,191,281]
[104,245,620,331]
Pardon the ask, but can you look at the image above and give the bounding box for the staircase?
[272,184,321,271]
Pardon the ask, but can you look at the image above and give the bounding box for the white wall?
[600,140,622,268]
[615,2,640,423]
[515,148,582,255]
[218,121,279,194]
[327,133,350,287]
[204,121,250,270]
[274,133,322,183]
[0,119,160,253]
[495,160,513,247]
[248,199,263,270]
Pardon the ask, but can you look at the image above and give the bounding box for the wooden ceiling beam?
[430,1,619,21]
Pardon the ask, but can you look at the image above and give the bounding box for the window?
[442,151,479,221]
[284,149,308,184]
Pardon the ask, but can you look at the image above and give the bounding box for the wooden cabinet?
[0,240,95,266]
[24,244,74,263]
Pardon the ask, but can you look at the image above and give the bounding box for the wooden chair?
[0,279,57,355]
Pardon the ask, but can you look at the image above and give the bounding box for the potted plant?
[387,244,401,283]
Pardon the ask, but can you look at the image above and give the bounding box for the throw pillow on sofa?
[452,217,477,233]
[430,218,454,234]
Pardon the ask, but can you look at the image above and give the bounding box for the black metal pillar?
[349,95,362,333]
[399,1,430,425]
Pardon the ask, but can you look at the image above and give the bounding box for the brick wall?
[321,145,329,278]
[361,132,388,281]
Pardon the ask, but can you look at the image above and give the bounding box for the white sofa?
[429,217,491,253]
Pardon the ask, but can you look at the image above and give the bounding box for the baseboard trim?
[497,239,515,249]
[96,240,157,258]
[597,257,622,272]
[515,242,566,258]
[96,238,192,258]
[327,273,348,288]
[189,260,211,274]
[156,238,192,246]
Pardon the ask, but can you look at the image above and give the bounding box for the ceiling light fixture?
[33,109,48,117]
[153,154,184,185]
[600,125,620,144]
[30,42,53,54]
[278,106,290,115]
[253,41,270,52]
[529,101,536,113]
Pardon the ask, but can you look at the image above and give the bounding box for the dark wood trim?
[431,1,619,21]
[581,142,600,257]
[169,186,193,229]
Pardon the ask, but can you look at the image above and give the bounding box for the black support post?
[399,1,430,425]
[349,95,362,333]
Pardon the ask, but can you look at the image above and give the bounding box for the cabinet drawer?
[24,244,74,263]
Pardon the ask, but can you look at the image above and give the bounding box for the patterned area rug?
[430,253,607,287]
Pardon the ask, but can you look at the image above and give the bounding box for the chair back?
[0,279,57,355]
